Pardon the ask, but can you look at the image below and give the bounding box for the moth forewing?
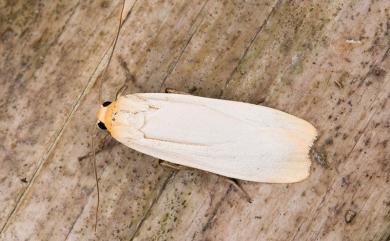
[98,93,317,183]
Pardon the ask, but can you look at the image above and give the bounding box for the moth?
[96,93,317,183]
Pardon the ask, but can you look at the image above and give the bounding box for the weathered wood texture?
[0,0,389,240]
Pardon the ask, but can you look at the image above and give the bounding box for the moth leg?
[222,177,252,203]
[115,83,128,100]
[158,160,190,171]
[165,88,190,95]
[158,160,252,203]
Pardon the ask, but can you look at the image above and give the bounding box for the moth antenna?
[91,127,100,232]
[93,0,126,232]
[98,0,126,104]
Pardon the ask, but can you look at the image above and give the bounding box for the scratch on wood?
[200,186,232,234]
[159,0,210,90]
[64,197,90,241]
[223,0,281,89]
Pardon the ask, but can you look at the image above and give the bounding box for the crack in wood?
[159,0,210,90]
[200,186,232,234]
[63,196,90,241]
[129,172,176,241]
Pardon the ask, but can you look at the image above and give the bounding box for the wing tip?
[296,123,318,183]
[271,123,317,184]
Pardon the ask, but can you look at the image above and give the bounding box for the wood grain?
[0,0,388,240]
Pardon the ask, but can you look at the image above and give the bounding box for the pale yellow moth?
[96,94,317,183]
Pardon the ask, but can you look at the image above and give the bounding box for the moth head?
[97,101,113,131]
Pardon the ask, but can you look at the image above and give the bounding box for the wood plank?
[0,0,388,240]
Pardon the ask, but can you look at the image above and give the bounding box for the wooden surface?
[0,0,389,240]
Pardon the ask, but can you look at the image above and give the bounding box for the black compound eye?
[102,101,112,107]
[97,121,107,130]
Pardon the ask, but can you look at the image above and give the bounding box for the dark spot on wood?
[364,137,370,146]
[310,146,329,168]
[341,175,350,187]
[2,27,14,43]
[344,209,357,224]
[334,79,343,89]
[100,0,110,8]
[325,138,334,145]
[372,67,386,77]
[365,81,372,86]
[382,140,388,148]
